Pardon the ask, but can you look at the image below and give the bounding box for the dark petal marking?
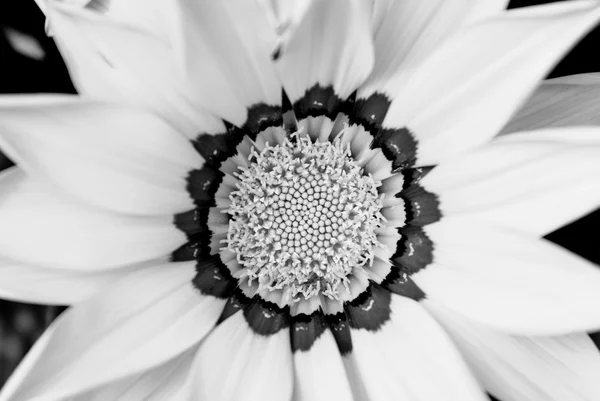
[382,266,426,301]
[171,240,200,262]
[192,129,243,168]
[293,84,344,120]
[186,167,223,207]
[402,166,434,189]
[217,288,251,324]
[173,209,209,236]
[371,127,418,171]
[345,282,391,331]
[325,312,353,356]
[243,297,290,336]
[291,311,327,352]
[398,184,441,226]
[244,103,282,137]
[192,255,236,299]
[392,226,434,274]
[351,93,391,135]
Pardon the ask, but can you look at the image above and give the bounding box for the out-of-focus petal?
[502,73,600,134]
[428,301,600,401]
[0,262,224,401]
[0,167,186,269]
[0,96,202,216]
[421,127,600,236]
[382,1,600,166]
[414,217,600,336]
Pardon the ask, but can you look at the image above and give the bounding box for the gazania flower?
[2,0,600,400]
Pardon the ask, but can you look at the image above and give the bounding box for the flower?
[1,0,600,400]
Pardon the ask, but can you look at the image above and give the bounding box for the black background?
[0,0,598,393]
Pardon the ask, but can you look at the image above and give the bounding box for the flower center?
[226,133,385,304]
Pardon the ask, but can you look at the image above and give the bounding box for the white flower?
[1,1,600,400]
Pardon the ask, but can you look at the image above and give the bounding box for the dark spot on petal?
[271,46,281,61]
[398,184,441,226]
[392,226,434,274]
[325,312,352,356]
[192,255,236,299]
[371,127,418,171]
[244,104,282,137]
[243,298,290,336]
[291,311,327,352]
[293,84,344,120]
[186,167,223,207]
[382,266,426,301]
[218,288,251,324]
[345,283,391,331]
[351,93,391,134]
[402,166,435,189]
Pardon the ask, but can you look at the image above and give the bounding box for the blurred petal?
[0,262,224,401]
[361,0,509,97]
[175,0,281,126]
[0,255,138,305]
[274,0,374,102]
[414,217,600,335]
[192,312,293,401]
[428,301,600,401]
[0,96,202,216]
[344,295,486,401]
[421,127,600,236]
[502,73,600,133]
[0,167,186,269]
[383,1,600,166]
[75,349,195,401]
[48,3,225,138]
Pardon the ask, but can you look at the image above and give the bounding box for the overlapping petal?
[0,262,224,401]
[191,312,293,401]
[0,167,186,269]
[382,1,600,166]
[502,73,600,133]
[174,0,281,126]
[46,3,225,138]
[428,301,600,401]
[0,96,202,216]
[361,0,509,97]
[414,217,600,335]
[273,0,374,103]
[421,127,600,236]
[343,295,486,401]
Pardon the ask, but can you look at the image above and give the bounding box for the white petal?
[0,255,139,305]
[383,1,600,166]
[0,167,186,269]
[362,0,509,97]
[175,0,281,126]
[0,262,225,401]
[427,300,600,401]
[191,312,293,401]
[293,329,353,401]
[345,295,486,401]
[274,0,374,102]
[0,97,202,215]
[48,3,225,138]
[502,73,600,134]
[75,348,195,401]
[414,217,600,335]
[421,127,600,236]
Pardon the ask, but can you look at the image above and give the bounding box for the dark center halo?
[172,85,441,353]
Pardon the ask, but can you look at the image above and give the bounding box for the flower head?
[1,0,600,400]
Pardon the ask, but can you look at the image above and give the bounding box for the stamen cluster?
[226,134,384,303]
